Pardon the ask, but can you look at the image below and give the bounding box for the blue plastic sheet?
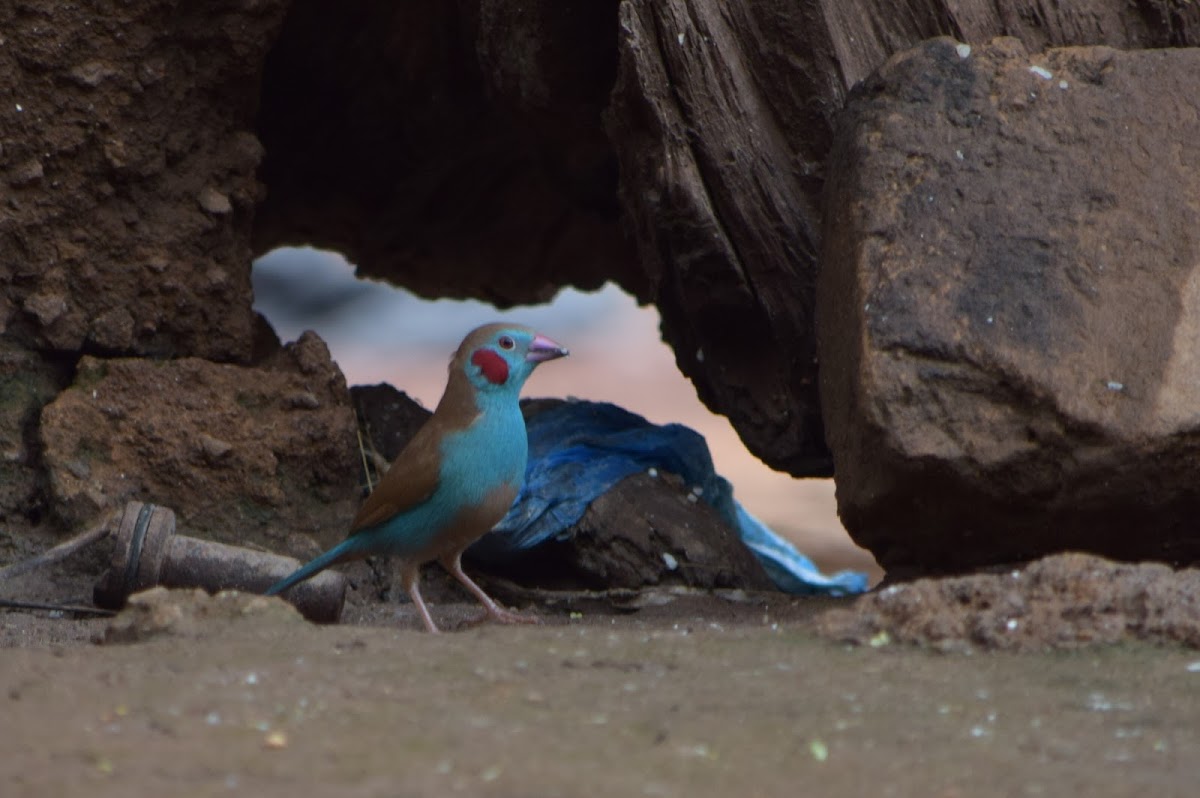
[472,400,869,596]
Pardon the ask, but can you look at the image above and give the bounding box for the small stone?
[263,730,288,750]
[285,391,321,410]
[23,292,68,325]
[10,158,44,186]
[69,60,117,87]
[206,266,229,290]
[89,307,135,351]
[198,434,233,461]
[198,186,232,215]
[104,139,129,170]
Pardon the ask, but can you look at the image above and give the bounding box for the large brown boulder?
[818,38,1200,575]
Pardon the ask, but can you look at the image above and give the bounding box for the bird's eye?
[498,335,515,351]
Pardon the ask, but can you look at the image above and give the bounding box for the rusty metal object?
[93,502,345,623]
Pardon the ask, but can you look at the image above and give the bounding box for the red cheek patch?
[471,348,510,385]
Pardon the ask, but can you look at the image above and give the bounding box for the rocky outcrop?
[818,39,1200,574]
[39,333,358,552]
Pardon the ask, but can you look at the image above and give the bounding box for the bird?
[265,322,568,632]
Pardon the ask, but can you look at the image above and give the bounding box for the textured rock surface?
[0,0,288,360]
[604,0,1200,476]
[607,1,830,475]
[817,552,1200,651]
[351,383,434,464]
[39,333,358,551]
[534,471,775,592]
[819,39,1200,574]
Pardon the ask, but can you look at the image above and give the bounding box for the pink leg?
[401,562,439,633]
[440,552,540,626]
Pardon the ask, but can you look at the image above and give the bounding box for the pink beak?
[526,333,569,363]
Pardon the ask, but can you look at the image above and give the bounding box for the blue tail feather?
[265,538,357,596]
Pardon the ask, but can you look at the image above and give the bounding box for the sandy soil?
[3,589,1198,798]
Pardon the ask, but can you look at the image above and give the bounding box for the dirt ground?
[2,587,1198,798]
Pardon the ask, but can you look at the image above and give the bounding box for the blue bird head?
[456,323,569,396]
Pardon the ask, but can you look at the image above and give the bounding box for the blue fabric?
[472,400,869,596]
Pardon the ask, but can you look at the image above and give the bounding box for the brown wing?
[348,418,447,534]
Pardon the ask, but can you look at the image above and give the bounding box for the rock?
[40,332,359,554]
[501,399,774,592]
[351,383,430,462]
[87,307,135,352]
[816,552,1200,651]
[818,39,1200,574]
[67,60,119,88]
[22,292,67,326]
[197,186,233,215]
[197,434,234,461]
[537,471,775,592]
[0,0,288,360]
[101,586,305,645]
[9,158,44,186]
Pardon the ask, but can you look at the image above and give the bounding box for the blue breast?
[364,395,528,558]
[438,400,528,508]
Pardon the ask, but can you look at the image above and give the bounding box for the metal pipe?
[93,502,345,623]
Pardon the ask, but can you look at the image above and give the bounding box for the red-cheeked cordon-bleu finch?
[266,323,568,632]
